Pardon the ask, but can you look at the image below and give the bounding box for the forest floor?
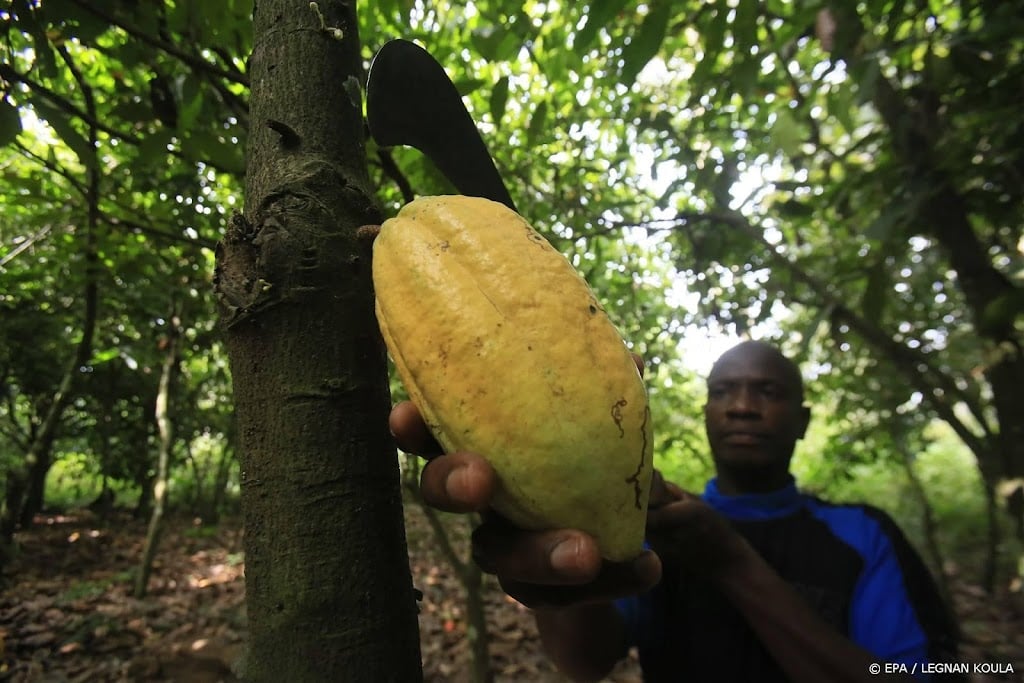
[0,502,1021,682]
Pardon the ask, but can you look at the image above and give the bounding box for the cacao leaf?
[621,1,672,87]
[526,101,548,147]
[453,78,486,96]
[177,76,205,132]
[829,83,857,133]
[691,4,728,89]
[30,97,95,168]
[860,259,891,324]
[471,26,502,61]
[770,108,803,158]
[37,0,109,42]
[732,0,759,52]
[575,0,632,57]
[0,99,23,147]
[489,76,509,129]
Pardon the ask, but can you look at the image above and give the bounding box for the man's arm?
[534,603,627,682]
[648,497,915,683]
[716,542,907,682]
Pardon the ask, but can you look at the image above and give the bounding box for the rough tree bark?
[214,1,422,679]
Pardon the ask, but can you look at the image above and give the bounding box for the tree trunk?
[19,447,52,526]
[896,448,952,605]
[134,313,180,598]
[133,471,154,520]
[215,2,422,680]
[978,468,1002,594]
[204,440,236,523]
[464,540,493,683]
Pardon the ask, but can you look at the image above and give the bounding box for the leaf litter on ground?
[0,504,1020,682]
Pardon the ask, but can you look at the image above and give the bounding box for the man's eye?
[709,386,736,400]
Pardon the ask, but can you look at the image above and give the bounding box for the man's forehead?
[708,364,790,385]
[707,344,802,390]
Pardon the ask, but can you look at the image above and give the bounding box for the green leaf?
[472,26,519,62]
[731,56,760,98]
[471,26,503,61]
[30,98,95,168]
[575,0,632,57]
[0,99,23,147]
[453,78,487,96]
[864,198,911,242]
[860,260,891,323]
[166,0,193,35]
[979,289,1024,336]
[776,199,814,218]
[692,4,727,88]
[621,1,672,87]
[109,100,155,125]
[177,76,205,132]
[182,131,244,175]
[526,101,548,147]
[489,76,509,129]
[829,83,857,133]
[495,32,521,62]
[135,130,175,171]
[770,108,803,157]
[732,0,759,50]
[852,58,881,105]
[91,348,121,365]
[38,0,110,42]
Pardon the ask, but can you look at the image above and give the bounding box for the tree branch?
[607,207,995,448]
[0,64,143,145]
[375,147,417,205]
[67,0,249,87]
[2,65,242,176]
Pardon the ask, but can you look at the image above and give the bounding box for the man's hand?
[646,491,752,580]
[389,401,661,609]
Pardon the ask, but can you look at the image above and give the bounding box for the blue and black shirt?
[616,478,961,682]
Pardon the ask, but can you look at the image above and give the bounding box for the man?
[390,340,960,681]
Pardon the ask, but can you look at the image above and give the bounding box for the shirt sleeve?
[847,524,932,677]
[856,506,964,677]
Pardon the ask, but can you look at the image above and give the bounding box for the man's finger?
[649,471,688,509]
[419,452,496,513]
[389,401,444,458]
[472,522,603,585]
[500,551,662,609]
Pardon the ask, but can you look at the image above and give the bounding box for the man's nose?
[726,386,761,416]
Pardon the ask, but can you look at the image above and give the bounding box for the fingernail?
[632,551,661,584]
[550,537,580,573]
[445,465,468,501]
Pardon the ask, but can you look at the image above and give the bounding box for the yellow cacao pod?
[373,195,653,562]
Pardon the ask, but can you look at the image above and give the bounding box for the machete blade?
[366,39,517,212]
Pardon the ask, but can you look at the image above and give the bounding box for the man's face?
[703,346,810,481]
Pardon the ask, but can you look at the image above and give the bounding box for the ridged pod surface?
[373,196,653,561]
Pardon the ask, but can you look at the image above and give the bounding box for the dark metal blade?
[366,39,517,212]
